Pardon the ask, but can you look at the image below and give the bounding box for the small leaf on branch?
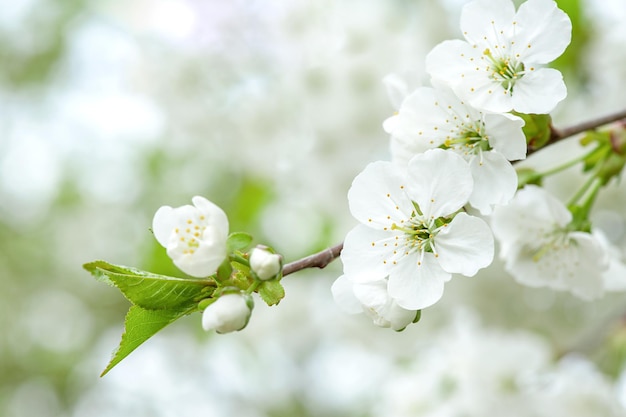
[515,112,552,150]
[227,232,253,252]
[258,279,285,306]
[101,305,194,377]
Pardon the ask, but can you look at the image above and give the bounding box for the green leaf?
[216,258,233,284]
[258,279,285,306]
[226,232,253,252]
[101,306,193,377]
[83,261,214,311]
[515,112,552,150]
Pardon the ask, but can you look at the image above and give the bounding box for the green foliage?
[258,279,286,306]
[227,232,254,252]
[594,323,626,380]
[101,306,195,377]
[553,0,591,84]
[581,130,626,185]
[84,261,217,375]
[83,261,215,310]
[515,112,552,150]
[216,258,234,284]
[85,248,285,374]
[231,266,254,291]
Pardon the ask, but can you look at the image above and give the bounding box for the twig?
[282,242,344,276]
[281,108,626,277]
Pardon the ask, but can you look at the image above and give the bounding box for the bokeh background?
[3,0,626,416]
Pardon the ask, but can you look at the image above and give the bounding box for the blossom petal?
[512,68,567,114]
[192,195,229,239]
[483,112,526,161]
[468,152,518,215]
[385,303,419,331]
[491,185,572,257]
[460,0,516,46]
[426,39,478,88]
[514,0,572,63]
[387,252,449,310]
[390,134,432,167]
[152,205,176,247]
[341,224,398,277]
[386,87,456,147]
[352,278,390,311]
[382,73,410,109]
[505,232,607,301]
[169,224,228,277]
[594,230,626,292]
[435,212,494,276]
[348,161,414,228]
[331,275,363,314]
[406,149,473,219]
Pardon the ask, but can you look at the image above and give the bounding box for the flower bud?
[202,293,253,334]
[249,246,282,280]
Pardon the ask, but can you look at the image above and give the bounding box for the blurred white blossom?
[491,185,609,299]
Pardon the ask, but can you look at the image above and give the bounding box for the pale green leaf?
[84,260,214,310]
[101,306,194,376]
[258,279,285,306]
[226,232,253,252]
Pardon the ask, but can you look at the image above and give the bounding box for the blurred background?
[2,0,626,416]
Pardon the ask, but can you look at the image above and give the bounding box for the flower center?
[443,123,491,155]
[391,207,451,260]
[483,48,525,92]
[531,230,572,263]
[173,215,208,255]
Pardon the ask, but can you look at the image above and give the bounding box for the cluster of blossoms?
[381,311,626,417]
[152,196,282,333]
[332,0,617,329]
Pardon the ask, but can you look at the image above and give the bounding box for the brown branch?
[528,108,626,156]
[282,242,344,276]
[282,109,626,278]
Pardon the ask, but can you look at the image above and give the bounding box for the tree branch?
[528,108,626,156]
[282,242,344,276]
[281,108,626,277]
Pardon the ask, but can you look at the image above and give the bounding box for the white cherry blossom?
[384,85,525,214]
[341,149,494,310]
[152,196,229,278]
[331,273,419,331]
[491,186,609,300]
[425,0,571,113]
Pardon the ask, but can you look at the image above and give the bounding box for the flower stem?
[230,253,249,266]
[567,174,597,207]
[536,148,594,178]
[577,177,603,220]
[246,280,260,294]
